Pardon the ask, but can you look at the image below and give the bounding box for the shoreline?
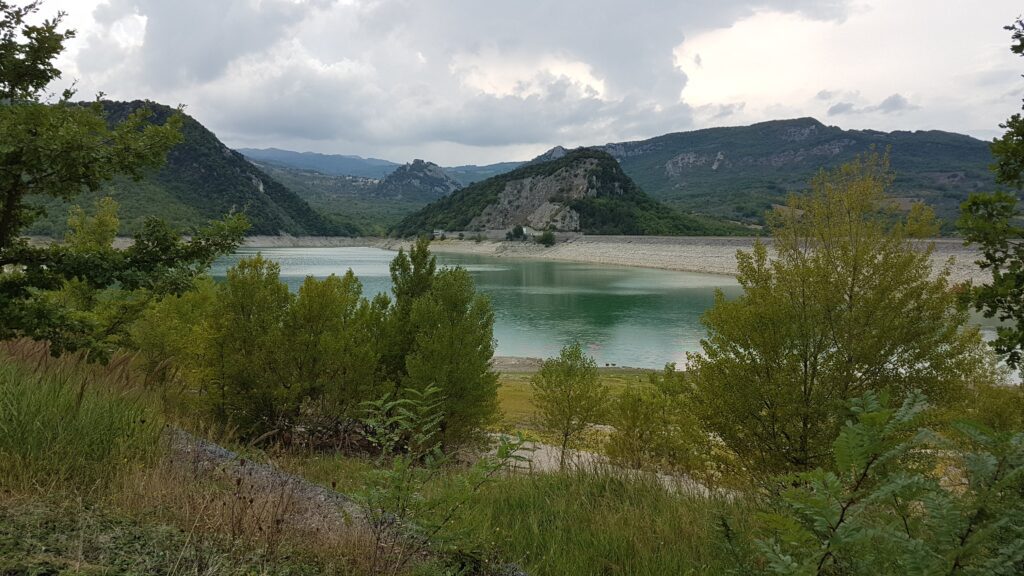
[241,234,989,285]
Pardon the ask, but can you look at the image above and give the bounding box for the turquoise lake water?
[211,247,742,369]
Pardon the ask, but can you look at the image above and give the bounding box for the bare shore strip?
[244,234,989,285]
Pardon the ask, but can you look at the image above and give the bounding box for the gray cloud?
[827,93,918,116]
[61,0,1024,164]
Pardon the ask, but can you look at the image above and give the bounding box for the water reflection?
[211,247,741,368]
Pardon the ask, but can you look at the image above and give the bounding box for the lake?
[211,246,742,368]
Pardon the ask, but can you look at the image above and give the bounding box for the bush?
[135,239,498,450]
[506,225,526,241]
[537,230,556,247]
[605,365,712,478]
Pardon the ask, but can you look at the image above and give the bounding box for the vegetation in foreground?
[2,3,1024,576]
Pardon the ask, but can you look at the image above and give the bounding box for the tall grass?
[0,340,161,495]
[445,467,758,576]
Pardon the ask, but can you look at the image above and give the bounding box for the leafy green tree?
[691,153,994,474]
[531,342,609,469]
[958,19,1024,374]
[758,391,1024,576]
[0,1,245,356]
[282,271,384,420]
[380,237,435,385]
[203,254,292,433]
[403,267,499,447]
[537,230,556,247]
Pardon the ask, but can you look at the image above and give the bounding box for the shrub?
[537,230,556,247]
[605,365,711,478]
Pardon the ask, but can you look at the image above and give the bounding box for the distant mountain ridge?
[238,148,400,179]
[594,118,995,228]
[252,118,993,232]
[391,149,744,237]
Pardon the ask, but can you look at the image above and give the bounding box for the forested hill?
[598,117,995,228]
[391,149,745,237]
[26,101,347,237]
[238,147,399,179]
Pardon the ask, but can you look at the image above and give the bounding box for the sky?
[35,0,1024,165]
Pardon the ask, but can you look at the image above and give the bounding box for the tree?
[402,267,499,447]
[282,271,385,421]
[204,254,292,433]
[0,1,245,356]
[959,18,1024,375]
[380,237,435,385]
[531,342,609,469]
[691,153,995,474]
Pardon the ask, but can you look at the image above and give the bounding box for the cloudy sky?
[38,0,1024,165]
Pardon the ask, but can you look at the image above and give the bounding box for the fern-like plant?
[757,390,1024,576]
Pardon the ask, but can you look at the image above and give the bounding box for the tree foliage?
[958,18,1024,372]
[136,241,498,447]
[0,2,245,357]
[691,152,994,474]
[758,391,1024,576]
[605,365,710,477]
[530,342,608,469]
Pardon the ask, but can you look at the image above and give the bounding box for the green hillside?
[391,149,746,237]
[601,118,995,229]
[25,101,346,237]
[255,162,423,235]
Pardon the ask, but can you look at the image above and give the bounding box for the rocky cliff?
[391,149,744,237]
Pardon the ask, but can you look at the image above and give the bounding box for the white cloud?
[37,0,1024,164]
[675,1,1022,138]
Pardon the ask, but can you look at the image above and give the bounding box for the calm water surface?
[211,247,742,368]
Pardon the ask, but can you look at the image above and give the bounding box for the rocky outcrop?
[376,159,461,201]
[469,158,606,231]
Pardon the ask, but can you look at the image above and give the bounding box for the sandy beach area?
[371,235,989,285]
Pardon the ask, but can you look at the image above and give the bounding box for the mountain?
[444,161,524,186]
[527,145,569,165]
[25,101,344,237]
[377,159,462,201]
[253,159,463,235]
[238,148,400,179]
[391,149,744,237]
[596,118,995,229]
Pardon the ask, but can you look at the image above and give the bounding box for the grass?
[0,495,363,576]
[0,344,161,495]
[497,368,651,428]
[0,339,758,575]
[435,468,759,576]
[0,342,391,576]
